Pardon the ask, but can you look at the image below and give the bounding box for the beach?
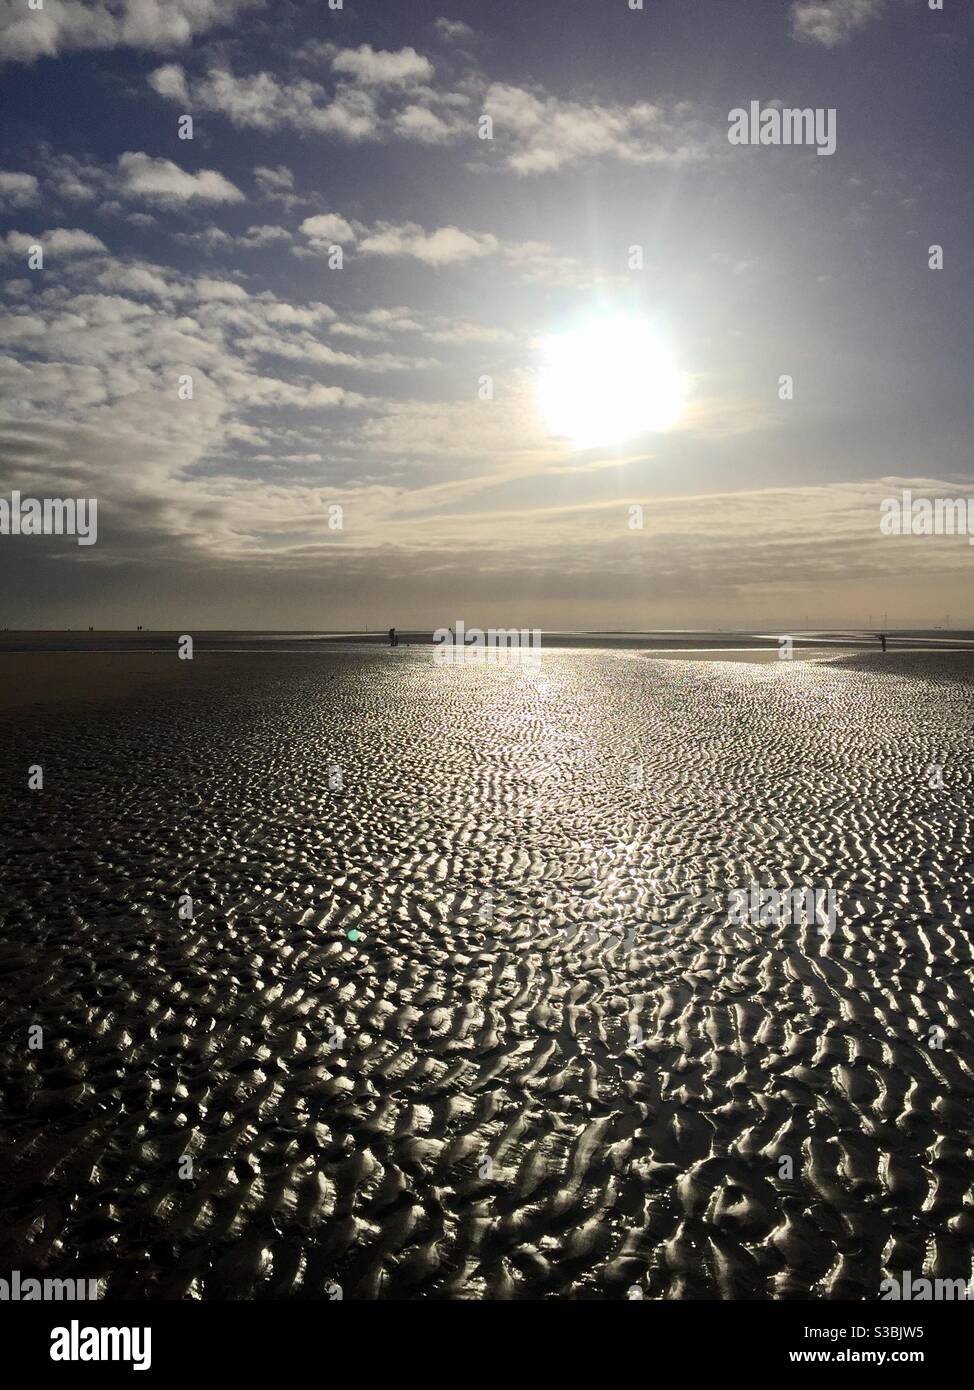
[0,642,972,1299]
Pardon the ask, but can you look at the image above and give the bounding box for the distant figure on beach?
[877,633,887,652]
[388,627,398,648]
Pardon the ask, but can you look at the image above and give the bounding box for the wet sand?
[0,653,209,712]
[0,646,827,713]
[1,647,973,1299]
[0,625,968,710]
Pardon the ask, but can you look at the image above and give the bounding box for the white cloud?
[237,224,292,248]
[2,227,106,257]
[484,83,715,174]
[243,331,434,374]
[330,44,433,87]
[352,383,544,465]
[150,64,381,139]
[144,56,708,175]
[327,306,508,347]
[299,213,357,248]
[297,213,501,266]
[790,0,886,46]
[42,152,105,202]
[356,307,423,333]
[503,240,611,289]
[147,61,190,102]
[314,87,379,139]
[0,170,39,205]
[433,19,478,45]
[427,320,515,345]
[195,277,249,302]
[330,307,422,340]
[242,377,366,411]
[95,262,180,298]
[0,0,265,65]
[257,301,335,328]
[118,152,243,204]
[393,103,465,145]
[358,222,498,266]
[254,164,294,198]
[150,65,284,131]
[0,263,392,568]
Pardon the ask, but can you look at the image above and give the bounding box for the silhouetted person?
[877,633,886,652]
[389,627,398,648]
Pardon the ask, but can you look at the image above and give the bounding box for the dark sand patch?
[0,653,217,712]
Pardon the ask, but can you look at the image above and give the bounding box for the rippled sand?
[1,649,972,1299]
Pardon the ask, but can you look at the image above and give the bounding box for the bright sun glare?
[538,315,686,451]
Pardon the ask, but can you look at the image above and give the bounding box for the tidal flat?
[0,644,972,1299]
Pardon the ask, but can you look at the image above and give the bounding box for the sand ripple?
[1,650,973,1299]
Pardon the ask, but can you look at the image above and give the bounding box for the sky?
[0,0,972,631]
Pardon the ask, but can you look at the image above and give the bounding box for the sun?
[538,315,686,450]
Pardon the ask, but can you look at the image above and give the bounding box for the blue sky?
[1,0,972,629]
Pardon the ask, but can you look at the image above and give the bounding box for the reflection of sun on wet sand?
[1,637,973,1299]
